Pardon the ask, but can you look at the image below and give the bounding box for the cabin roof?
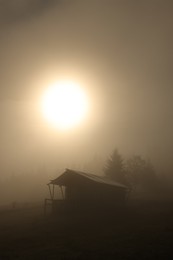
[50,168,128,189]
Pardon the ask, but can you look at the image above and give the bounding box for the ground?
[0,199,173,259]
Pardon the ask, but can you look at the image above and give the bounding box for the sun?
[41,81,89,130]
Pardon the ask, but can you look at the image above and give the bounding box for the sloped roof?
[50,168,128,190]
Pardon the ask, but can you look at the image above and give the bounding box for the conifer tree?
[104,149,126,184]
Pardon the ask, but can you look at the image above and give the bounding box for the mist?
[0,0,173,203]
[1,2,173,259]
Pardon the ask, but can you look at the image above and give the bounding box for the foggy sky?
[0,0,173,177]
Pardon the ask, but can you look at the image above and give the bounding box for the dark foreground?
[0,200,173,259]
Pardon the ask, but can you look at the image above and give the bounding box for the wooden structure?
[44,168,128,214]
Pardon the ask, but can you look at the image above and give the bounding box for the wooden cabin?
[45,168,128,214]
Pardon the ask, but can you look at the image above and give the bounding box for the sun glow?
[41,81,89,130]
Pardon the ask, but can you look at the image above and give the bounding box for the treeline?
[104,149,163,197]
[84,148,170,197]
[0,148,172,205]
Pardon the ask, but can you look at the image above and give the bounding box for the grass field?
[0,199,173,259]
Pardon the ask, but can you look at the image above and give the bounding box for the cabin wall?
[50,172,127,213]
[65,182,126,205]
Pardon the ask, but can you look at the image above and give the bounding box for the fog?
[0,0,173,203]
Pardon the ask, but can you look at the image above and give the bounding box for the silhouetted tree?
[125,155,157,192]
[104,149,126,184]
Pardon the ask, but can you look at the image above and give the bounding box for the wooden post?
[60,186,64,199]
[48,184,53,199]
[53,184,55,199]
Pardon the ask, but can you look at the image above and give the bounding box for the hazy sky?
[0,0,173,176]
